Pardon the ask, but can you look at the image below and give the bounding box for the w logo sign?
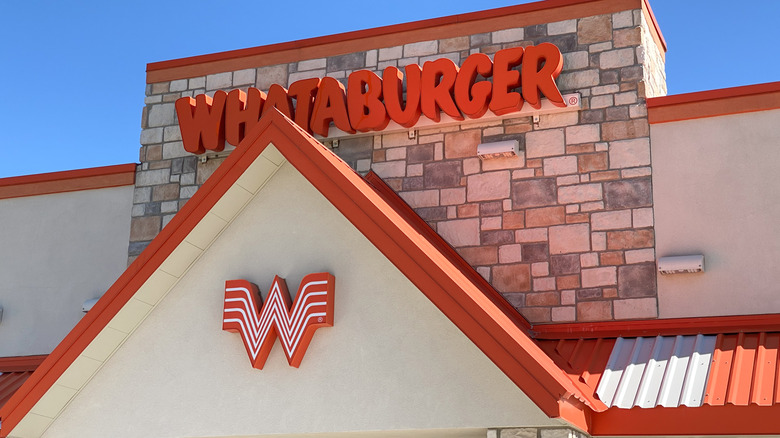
[222,273,335,369]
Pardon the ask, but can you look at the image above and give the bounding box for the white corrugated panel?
[596,335,717,408]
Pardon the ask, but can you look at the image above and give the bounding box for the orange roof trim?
[647,81,780,124]
[0,163,137,200]
[146,0,664,83]
[0,109,598,436]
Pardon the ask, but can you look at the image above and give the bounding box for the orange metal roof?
[0,356,45,410]
[705,332,780,407]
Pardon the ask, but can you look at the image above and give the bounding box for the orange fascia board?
[647,81,780,124]
[0,109,597,436]
[533,312,780,339]
[146,0,665,83]
[0,164,137,200]
[591,404,780,436]
[0,356,47,373]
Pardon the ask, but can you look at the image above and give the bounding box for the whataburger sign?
[176,43,569,154]
[223,273,335,369]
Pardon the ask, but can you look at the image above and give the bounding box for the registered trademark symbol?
[318,317,324,322]
[568,96,578,106]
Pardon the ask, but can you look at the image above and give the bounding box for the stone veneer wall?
[135,7,666,323]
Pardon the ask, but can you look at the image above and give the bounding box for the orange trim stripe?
[647,81,780,124]
[533,312,780,339]
[592,404,780,436]
[0,163,137,200]
[146,0,663,83]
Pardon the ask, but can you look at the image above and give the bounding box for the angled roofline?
[146,0,665,83]
[0,110,598,436]
[0,163,136,200]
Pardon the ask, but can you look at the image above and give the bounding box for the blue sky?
[0,0,777,178]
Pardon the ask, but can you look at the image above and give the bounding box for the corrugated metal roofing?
[537,338,615,394]
[0,355,46,410]
[704,332,780,406]
[596,335,717,408]
[0,371,34,409]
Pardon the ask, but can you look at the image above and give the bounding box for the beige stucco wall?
[651,108,780,318]
[43,162,558,438]
[0,186,134,356]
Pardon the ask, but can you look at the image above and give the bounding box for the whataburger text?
[176,43,566,154]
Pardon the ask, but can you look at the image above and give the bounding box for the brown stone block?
[557,275,581,290]
[578,15,612,44]
[334,136,373,163]
[481,230,514,245]
[149,160,172,170]
[618,264,657,298]
[146,145,163,161]
[600,251,625,266]
[579,152,608,172]
[603,288,618,298]
[493,263,531,293]
[602,120,649,141]
[457,203,479,218]
[402,177,424,191]
[479,44,502,54]
[582,110,605,124]
[130,216,161,242]
[480,201,503,216]
[520,306,551,323]
[614,27,642,47]
[577,288,603,300]
[327,52,365,72]
[151,82,170,94]
[526,292,559,307]
[604,177,652,209]
[567,144,596,154]
[457,246,498,265]
[505,123,533,134]
[511,178,557,208]
[444,129,481,159]
[577,300,612,321]
[163,93,180,103]
[384,178,403,191]
[566,213,590,224]
[606,106,630,121]
[526,158,543,168]
[503,211,525,229]
[439,36,470,52]
[501,292,524,309]
[590,170,621,181]
[551,254,581,275]
[522,243,548,262]
[607,230,655,250]
[416,206,447,221]
[152,183,180,202]
[526,206,566,227]
[424,161,462,188]
[372,149,385,162]
[407,145,434,163]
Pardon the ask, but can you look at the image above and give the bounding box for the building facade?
[1,0,779,436]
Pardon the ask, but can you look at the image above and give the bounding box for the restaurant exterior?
[1,0,780,436]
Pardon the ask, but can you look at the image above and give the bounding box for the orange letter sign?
[223,273,335,369]
[175,91,228,154]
